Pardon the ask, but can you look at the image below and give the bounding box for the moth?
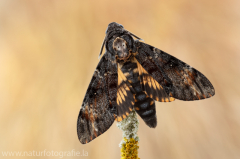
[77,22,215,144]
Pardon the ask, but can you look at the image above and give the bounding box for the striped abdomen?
[120,59,157,128]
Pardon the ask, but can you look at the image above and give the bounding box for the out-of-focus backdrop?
[0,0,240,159]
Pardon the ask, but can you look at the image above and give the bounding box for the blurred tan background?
[0,0,240,158]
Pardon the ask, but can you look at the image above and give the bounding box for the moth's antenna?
[127,30,144,41]
[98,37,106,59]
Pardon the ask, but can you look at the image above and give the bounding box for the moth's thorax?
[113,37,131,61]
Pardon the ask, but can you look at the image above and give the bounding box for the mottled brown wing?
[77,53,117,144]
[116,65,135,122]
[135,41,215,101]
[135,57,175,102]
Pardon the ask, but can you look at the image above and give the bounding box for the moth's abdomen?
[134,92,157,128]
[120,58,157,128]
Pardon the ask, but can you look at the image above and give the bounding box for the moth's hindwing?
[135,41,215,101]
[134,57,175,102]
[116,65,135,122]
[77,53,117,144]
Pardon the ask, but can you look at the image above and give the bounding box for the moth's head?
[113,37,130,61]
[106,22,124,34]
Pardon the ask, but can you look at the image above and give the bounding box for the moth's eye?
[122,44,125,47]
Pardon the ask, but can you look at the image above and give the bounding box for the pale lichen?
[117,110,140,159]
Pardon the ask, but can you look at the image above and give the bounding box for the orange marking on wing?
[124,72,130,78]
[196,93,201,100]
[122,115,126,119]
[135,107,140,110]
[154,79,159,90]
[187,70,195,80]
[141,76,146,85]
[94,97,97,108]
[186,77,193,85]
[129,108,132,111]
[84,106,89,120]
[170,97,175,101]
[146,94,149,98]
[117,116,122,122]
[161,98,164,102]
[147,76,152,88]
[117,91,123,104]
[164,79,168,85]
[203,94,206,98]
[138,65,143,75]
[150,94,153,98]
[129,85,134,91]
[142,68,148,74]
[119,89,125,102]
[118,63,129,82]
[131,101,134,105]
[125,85,130,91]
[156,97,159,101]
[165,98,169,102]
[121,87,127,96]
[135,58,148,76]
[155,80,161,90]
[151,77,156,89]
[126,112,129,116]
[132,52,138,56]
[90,110,94,122]
[116,97,120,105]
[94,130,98,137]
[133,68,138,73]
[118,76,123,86]
[135,59,144,89]
[94,113,98,119]
[174,69,181,76]
[208,93,212,97]
[150,100,154,105]
[143,77,147,86]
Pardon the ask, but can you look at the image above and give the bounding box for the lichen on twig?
[117,110,140,159]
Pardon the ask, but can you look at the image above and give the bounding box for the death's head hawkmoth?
[77,22,215,144]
